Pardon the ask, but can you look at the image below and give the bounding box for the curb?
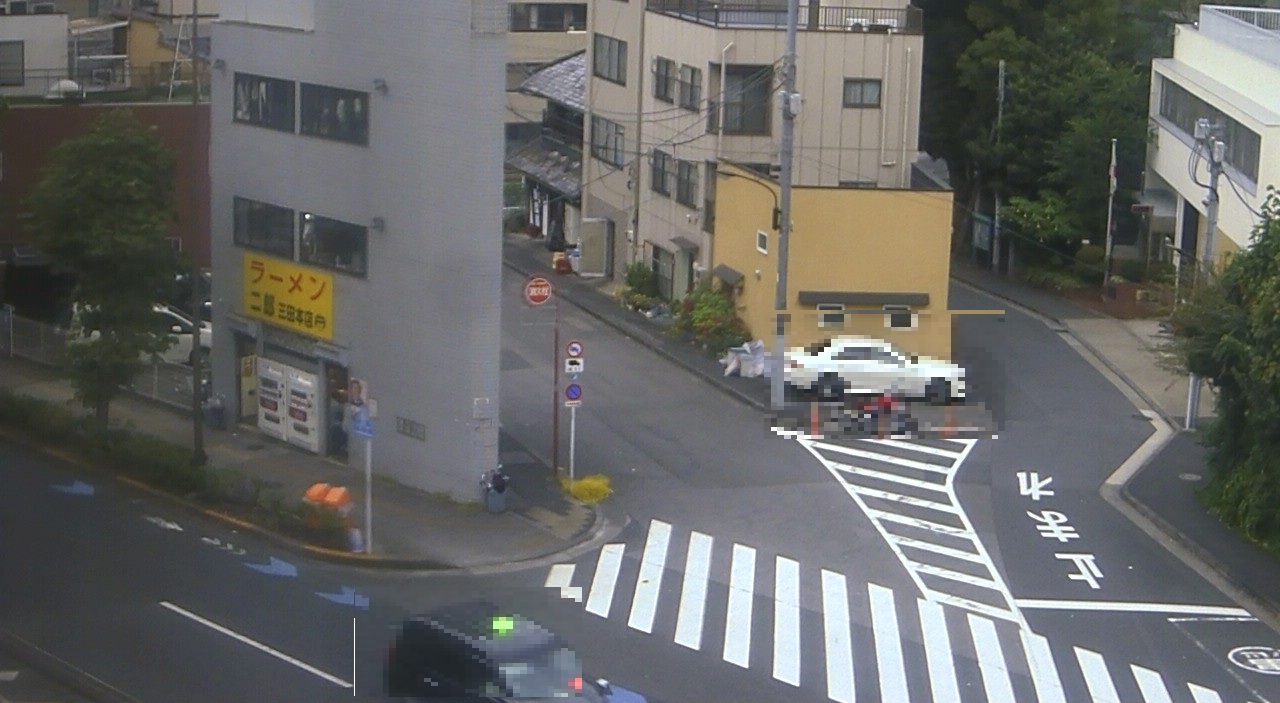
[1116,481,1280,628]
[503,258,769,412]
[0,626,143,703]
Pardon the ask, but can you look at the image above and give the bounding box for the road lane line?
[585,544,625,618]
[722,544,756,668]
[917,599,961,703]
[839,485,960,512]
[868,438,966,459]
[772,556,800,686]
[1020,630,1067,703]
[159,601,352,688]
[1015,599,1252,618]
[1131,665,1174,703]
[820,570,854,703]
[1188,683,1224,703]
[869,584,908,702]
[968,614,1016,703]
[889,535,984,563]
[828,462,950,492]
[674,531,713,651]
[1075,647,1122,703]
[544,563,575,589]
[627,520,672,634]
[910,562,1002,590]
[865,510,969,536]
[813,444,953,473]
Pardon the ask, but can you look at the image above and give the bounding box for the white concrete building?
[0,9,71,97]
[1146,4,1280,269]
[505,0,587,150]
[208,0,505,499]
[582,0,924,297]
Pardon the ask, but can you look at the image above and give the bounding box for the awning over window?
[711,263,744,287]
[797,291,930,307]
[671,236,699,251]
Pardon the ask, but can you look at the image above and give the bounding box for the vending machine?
[256,358,287,441]
[285,367,321,454]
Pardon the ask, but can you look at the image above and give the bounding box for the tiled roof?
[518,51,586,113]
[505,137,582,201]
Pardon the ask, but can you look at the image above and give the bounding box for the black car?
[385,600,587,700]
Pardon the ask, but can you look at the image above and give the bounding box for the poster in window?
[300,84,370,145]
[233,73,296,132]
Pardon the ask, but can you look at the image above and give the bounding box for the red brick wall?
[0,102,211,267]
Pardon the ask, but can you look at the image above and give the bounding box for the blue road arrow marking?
[244,557,298,577]
[50,480,94,496]
[315,586,370,609]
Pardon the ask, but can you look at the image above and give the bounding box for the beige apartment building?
[506,0,588,148]
[582,0,924,296]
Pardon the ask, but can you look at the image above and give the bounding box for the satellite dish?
[45,79,84,101]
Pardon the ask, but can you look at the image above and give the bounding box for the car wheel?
[817,374,845,402]
[926,378,950,405]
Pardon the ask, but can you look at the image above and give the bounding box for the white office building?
[207,0,506,499]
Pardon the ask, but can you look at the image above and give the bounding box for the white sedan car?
[785,336,966,404]
[69,303,212,366]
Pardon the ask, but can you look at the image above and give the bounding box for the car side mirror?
[171,325,183,334]
[596,678,612,693]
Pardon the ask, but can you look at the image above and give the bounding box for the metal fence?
[0,306,200,412]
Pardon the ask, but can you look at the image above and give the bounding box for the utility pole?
[770,0,798,412]
[189,0,206,466]
[629,7,648,267]
[992,59,1005,275]
[1185,118,1224,431]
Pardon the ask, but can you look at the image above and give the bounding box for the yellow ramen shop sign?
[243,254,335,341]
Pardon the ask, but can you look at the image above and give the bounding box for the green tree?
[27,109,181,435]
[1162,190,1280,542]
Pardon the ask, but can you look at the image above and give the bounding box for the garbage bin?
[481,469,510,513]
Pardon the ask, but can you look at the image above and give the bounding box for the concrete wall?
[208,0,505,499]
[0,13,70,97]
[714,162,953,360]
[0,102,211,265]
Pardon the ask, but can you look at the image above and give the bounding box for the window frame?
[883,304,917,330]
[756,230,768,254]
[650,149,673,196]
[0,40,24,87]
[842,78,882,108]
[590,115,626,168]
[233,196,297,259]
[676,159,699,208]
[509,3,587,31]
[722,65,773,135]
[592,34,627,85]
[677,64,702,112]
[299,83,370,146]
[653,57,676,103]
[232,72,296,133]
[702,161,717,234]
[817,303,845,329]
[299,211,369,278]
[1158,75,1261,184]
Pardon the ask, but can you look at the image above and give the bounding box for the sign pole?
[569,404,577,482]
[552,293,561,477]
[364,436,372,554]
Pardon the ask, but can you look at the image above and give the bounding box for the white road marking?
[1131,665,1175,703]
[814,443,954,474]
[1020,630,1068,703]
[917,599,961,703]
[828,462,949,492]
[968,614,1016,703]
[627,520,671,634]
[910,562,1001,590]
[544,563,581,602]
[869,583,908,702]
[772,556,801,686]
[0,670,17,682]
[865,509,969,536]
[841,485,960,512]
[1075,647,1122,703]
[722,544,756,668]
[674,531,713,651]
[1016,599,1252,618]
[820,570,855,703]
[585,544,625,618]
[159,601,351,688]
[889,534,985,563]
[869,438,967,458]
[1188,683,1225,703]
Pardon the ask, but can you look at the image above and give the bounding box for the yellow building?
[712,161,955,361]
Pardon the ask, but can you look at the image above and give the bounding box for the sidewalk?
[0,358,611,571]
[506,232,1279,619]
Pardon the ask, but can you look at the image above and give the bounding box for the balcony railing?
[647,0,923,33]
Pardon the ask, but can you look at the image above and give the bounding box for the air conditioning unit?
[33,1,56,13]
[5,0,31,15]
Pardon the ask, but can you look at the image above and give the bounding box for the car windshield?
[497,646,583,698]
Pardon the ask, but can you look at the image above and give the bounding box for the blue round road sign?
[565,383,582,401]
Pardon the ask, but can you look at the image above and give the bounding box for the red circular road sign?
[523,276,554,306]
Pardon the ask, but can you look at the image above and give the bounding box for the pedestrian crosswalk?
[546,516,1236,702]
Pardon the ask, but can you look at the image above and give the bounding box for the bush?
[623,262,660,299]
[559,473,613,504]
[1119,258,1147,283]
[672,284,751,353]
[625,292,657,311]
[1023,266,1087,292]
[1072,244,1107,284]
[105,432,209,496]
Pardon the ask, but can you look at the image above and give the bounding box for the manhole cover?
[1179,473,1203,482]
